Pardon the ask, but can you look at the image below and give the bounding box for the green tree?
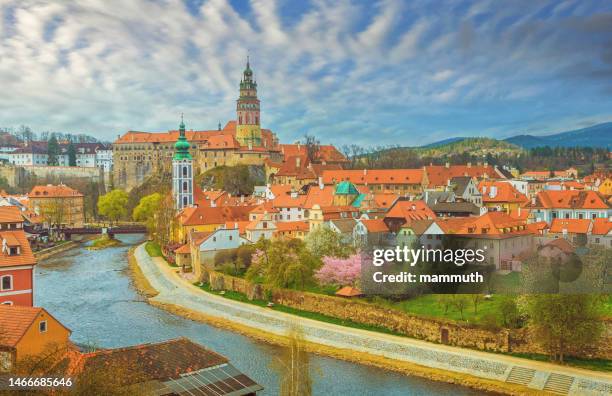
[47,135,60,166]
[132,193,162,235]
[246,239,321,289]
[304,225,353,259]
[97,189,128,225]
[67,142,77,166]
[521,294,605,363]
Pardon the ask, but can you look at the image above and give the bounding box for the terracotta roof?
[0,306,42,347]
[0,306,69,348]
[190,231,213,245]
[425,165,498,188]
[223,221,250,235]
[335,286,363,297]
[385,200,436,221]
[361,219,389,233]
[545,181,585,190]
[250,202,279,214]
[177,205,254,226]
[542,238,575,254]
[303,185,336,208]
[68,337,228,383]
[275,221,309,232]
[322,169,424,185]
[478,181,528,204]
[175,244,191,254]
[549,219,592,234]
[591,218,612,235]
[280,144,347,163]
[271,191,307,208]
[28,184,83,198]
[526,221,549,234]
[526,190,610,210]
[0,206,24,224]
[0,230,36,267]
[453,212,529,237]
[402,219,435,235]
[430,201,480,215]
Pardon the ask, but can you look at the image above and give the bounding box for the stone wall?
[202,269,612,359]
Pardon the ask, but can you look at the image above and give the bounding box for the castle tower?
[172,115,193,210]
[236,56,262,148]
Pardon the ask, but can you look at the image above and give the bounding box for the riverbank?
[34,240,80,260]
[129,244,612,395]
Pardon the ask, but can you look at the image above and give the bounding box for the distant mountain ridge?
[419,122,612,149]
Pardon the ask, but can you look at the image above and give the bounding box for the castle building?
[113,58,283,191]
[172,116,194,210]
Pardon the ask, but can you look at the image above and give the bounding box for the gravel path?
[134,243,612,395]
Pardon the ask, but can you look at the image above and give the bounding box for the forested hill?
[504,122,612,149]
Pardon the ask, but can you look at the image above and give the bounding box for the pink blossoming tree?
[315,255,361,286]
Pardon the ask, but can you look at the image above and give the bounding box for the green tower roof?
[173,114,192,160]
[335,181,359,195]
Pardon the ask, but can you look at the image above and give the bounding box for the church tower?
[236,57,262,148]
[172,115,193,210]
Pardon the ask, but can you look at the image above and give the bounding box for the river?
[35,234,483,395]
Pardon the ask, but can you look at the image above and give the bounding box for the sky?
[1,0,612,147]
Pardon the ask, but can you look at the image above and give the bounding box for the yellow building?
[599,178,612,196]
[28,184,85,227]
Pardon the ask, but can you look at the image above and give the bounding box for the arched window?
[183,181,188,192]
[183,196,188,206]
[0,275,12,291]
[183,166,188,177]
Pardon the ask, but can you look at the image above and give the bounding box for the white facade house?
[95,147,113,172]
[8,146,48,165]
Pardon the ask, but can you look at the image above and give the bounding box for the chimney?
[296,157,301,168]
[241,195,245,203]
[363,169,367,175]
[517,207,521,217]
[445,162,450,168]
[467,162,471,168]
[210,198,216,208]
[318,176,324,190]
[411,204,416,211]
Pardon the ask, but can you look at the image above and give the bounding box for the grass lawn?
[145,241,162,257]
[381,294,506,325]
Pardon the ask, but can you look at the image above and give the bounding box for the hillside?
[414,137,523,157]
[504,122,612,149]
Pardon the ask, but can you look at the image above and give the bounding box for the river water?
[35,234,483,395]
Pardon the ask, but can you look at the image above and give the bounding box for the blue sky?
[1,0,611,147]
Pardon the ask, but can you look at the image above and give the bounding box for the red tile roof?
[361,219,389,233]
[322,169,424,185]
[0,306,69,348]
[591,218,612,235]
[385,200,436,221]
[0,230,36,267]
[478,181,528,204]
[280,144,347,163]
[335,286,363,297]
[425,165,498,188]
[526,190,610,210]
[549,219,592,234]
[28,184,83,198]
[275,221,309,232]
[0,206,24,224]
[177,205,254,226]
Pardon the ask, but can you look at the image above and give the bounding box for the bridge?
[61,225,147,239]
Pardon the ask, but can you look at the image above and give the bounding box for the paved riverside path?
[134,244,612,395]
